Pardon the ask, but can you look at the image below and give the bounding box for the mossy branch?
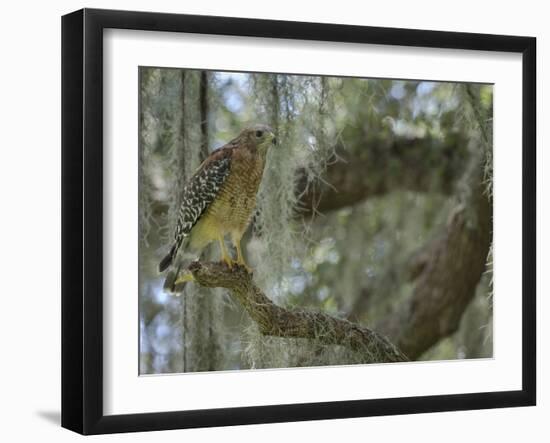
[299,133,469,216]
[188,261,408,364]
[376,144,492,359]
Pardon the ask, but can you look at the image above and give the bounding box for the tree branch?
[299,133,469,215]
[377,153,492,359]
[188,261,408,364]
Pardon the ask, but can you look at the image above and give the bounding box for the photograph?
[138,67,494,375]
[0,0,544,439]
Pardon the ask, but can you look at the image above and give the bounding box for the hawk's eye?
[255,130,263,138]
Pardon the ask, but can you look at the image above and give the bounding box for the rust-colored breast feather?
[188,143,265,249]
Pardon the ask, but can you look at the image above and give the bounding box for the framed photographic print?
[61,8,536,435]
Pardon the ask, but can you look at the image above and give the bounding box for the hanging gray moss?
[464,83,494,350]
[139,68,187,373]
[139,68,227,373]
[140,71,493,372]
[177,70,226,372]
[240,73,361,369]
[461,84,494,291]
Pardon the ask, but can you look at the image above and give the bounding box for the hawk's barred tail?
[159,244,177,273]
[163,269,177,291]
[163,262,190,294]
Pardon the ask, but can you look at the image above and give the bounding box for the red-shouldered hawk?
[159,124,276,292]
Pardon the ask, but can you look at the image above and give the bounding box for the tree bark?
[188,261,408,364]
[299,133,469,215]
[377,156,492,359]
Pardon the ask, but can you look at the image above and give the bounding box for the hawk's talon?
[233,238,252,274]
[222,256,234,269]
[237,261,253,274]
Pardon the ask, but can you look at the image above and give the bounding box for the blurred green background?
[138,68,493,374]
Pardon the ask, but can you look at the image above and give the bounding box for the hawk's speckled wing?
[158,146,233,272]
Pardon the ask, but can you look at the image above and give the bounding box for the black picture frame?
[61,8,536,435]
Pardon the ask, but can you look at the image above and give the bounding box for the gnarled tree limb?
[188,261,408,364]
[299,133,469,215]
[377,151,492,359]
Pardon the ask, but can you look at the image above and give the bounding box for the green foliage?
[139,67,494,373]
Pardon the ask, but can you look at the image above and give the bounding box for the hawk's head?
[241,123,277,154]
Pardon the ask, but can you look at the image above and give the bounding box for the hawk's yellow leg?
[232,233,252,273]
[218,233,234,268]
[174,272,194,286]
